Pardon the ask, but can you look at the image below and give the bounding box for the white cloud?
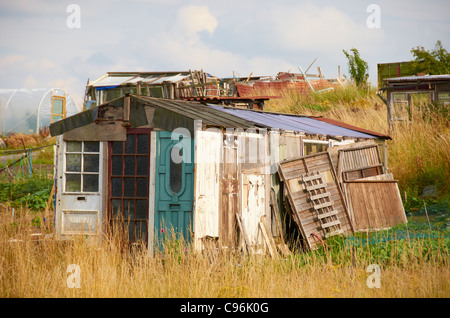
[0,55,28,68]
[258,2,386,54]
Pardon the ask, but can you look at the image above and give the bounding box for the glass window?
[65,141,100,193]
[170,146,182,194]
[303,142,328,155]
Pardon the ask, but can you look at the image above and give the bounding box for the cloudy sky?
[0,0,449,107]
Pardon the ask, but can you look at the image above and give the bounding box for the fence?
[0,144,55,183]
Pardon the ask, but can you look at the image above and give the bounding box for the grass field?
[0,85,448,298]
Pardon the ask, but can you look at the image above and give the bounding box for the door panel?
[193,129,222,250]
[108,128,151,244]
[154,131,194,248]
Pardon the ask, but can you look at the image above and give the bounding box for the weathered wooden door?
[154,131,194,248]
[55,136,104,240]
[108,128,151,244]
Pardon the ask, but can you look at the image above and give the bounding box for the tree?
[410,40,450,75]
[343,48,369,88]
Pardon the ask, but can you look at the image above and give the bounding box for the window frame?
[63,141,102,194]
[51,95,66,123]
[303,139,329,156]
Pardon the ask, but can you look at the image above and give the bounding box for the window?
[65,141,100,193]
[303,140,328,155]
[52,95,66,123]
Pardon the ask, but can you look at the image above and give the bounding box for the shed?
[378,74,450,124]
[49,94,392,255]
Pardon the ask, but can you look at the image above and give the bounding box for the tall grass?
[266,85,450,197]
[0,207,448,298]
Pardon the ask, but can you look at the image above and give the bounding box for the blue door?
[154,131,194,249]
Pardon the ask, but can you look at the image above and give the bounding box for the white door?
[55,136,104,240]
[193,129,223,251]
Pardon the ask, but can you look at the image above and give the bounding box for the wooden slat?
[317,210,339,219]
[309,191,331,201]
[305,183,326,191]
[302,173,323,182]
[259,220,278,259]
[313,201,333,210]
[321,220,341,229]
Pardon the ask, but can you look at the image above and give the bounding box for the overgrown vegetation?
[0,177,53,211]
[342,48,369,88]
[410,40,450,75]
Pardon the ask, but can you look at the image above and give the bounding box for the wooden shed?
[49,94,394,255]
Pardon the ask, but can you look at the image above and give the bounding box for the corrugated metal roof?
[133,96,257,129]
[89,76,137,87]
[51,95,388,139]
[385,74,450,82]
[145,74,188,84]
[207,105,382,139]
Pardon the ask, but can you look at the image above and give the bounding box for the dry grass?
[0,207,448,298]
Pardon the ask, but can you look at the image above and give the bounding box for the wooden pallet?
[301,171,343,238]
[278,152,354,251]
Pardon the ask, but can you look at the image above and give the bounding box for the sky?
[0,0,449,107]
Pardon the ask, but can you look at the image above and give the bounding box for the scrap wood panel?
[278,152,354,251]
[337,144,383,183]
[343,174,407,231]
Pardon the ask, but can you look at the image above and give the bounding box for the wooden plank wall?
[279,152,354,251]
[344,175,407,231]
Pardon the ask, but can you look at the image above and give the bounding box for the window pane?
[135,221,147,241]
[136,199,147,219]
[111,177,122,197]
[137,156,148,175]
[137,134,148,154]
[112,141,123,154]
[66,154,81,172]
[112,156,123,176]
[127,221,134,242]
[124,178,135,197]
[124,156,135,175]
[66,174,81,192]
[136,178,148,197]
[52,115,63,122]
[84,154,99,172]
[67,141,81,152]
[53,99,64,114]
[170,146,182,194]
[111,199,122,219]
[84,141,99,152]
[125,135,135,154]
[83,174,99,192]
[124,200,134,220]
